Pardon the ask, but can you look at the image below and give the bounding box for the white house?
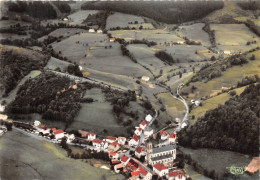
[144,128,153,137]
[88,132,96,140]
[129,134,140,147]
[120,155,130,166]
[140,121,147,130]
[153,163,169,177]
[145,114,153,122]
[89,29,95,33]
[135,127,142,136]
[106,136,117,143]
[66,134,75,143]
[0,114,8,120]
[97,29,103,33]
[63,17,68,21]
[139,166,152,180]
[195,100,200,106]
[0,125,7,133]
[168,172,186,180]
[177,40,185,44]
[142,76,150,82]
[109,151,119,159]
[108,141,120,151]
[33,120,41,127]
[135,146,146,158]
[0,105,5,112]
[160,131,168,141]
[224,50,232,55]
[169,133,176,144]
[53,129,65,139]
[93,139,108,149]
[118,137,126,145]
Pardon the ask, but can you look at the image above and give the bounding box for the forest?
[81,1,224,24]
[0,46,49,97]
[155,50,175,65]
[178,83,260,156]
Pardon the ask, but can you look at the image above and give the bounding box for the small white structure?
[108,141,120,151]
[140,121,147,130]
[0,114,8,120]
[0,105,5,112]
[89,29,95,33]
[79,66,83,71]
[135,127,142,136]
[129,134,139,147]
[93,139,108,149]
[145,114,153,122]
[53,129,65,139]
[177,40,185,44]
[142,76,150,82]
[110,38,116,42]
[153,163,169,177]
[160,131,168,141]
[66,134,75,143]
[0,125,7,133]
[181,122,188,129]
[118,137,126,145]
[97,29,103,33]
[144,128,153,137]
[34,120,41,127]
[190,99,195,104]
[88,132,96,140]
[135,146,146,158]
[224,50,231,55]
[0,129,4,136]
[63,17,68,21]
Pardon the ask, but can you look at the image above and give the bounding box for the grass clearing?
[44,57,72,71]
[68,10,98,25]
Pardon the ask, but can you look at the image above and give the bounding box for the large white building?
[146,143,176,165]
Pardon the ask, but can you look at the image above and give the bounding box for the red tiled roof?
[160,130,167,136]
[139,166,148,176]
[109,151,117,156]
[132,134,140,142]
[131,171,140,177]
[170,133,176,138]
[135,146,145,153]
[107,136,117,140]
[52,128,57,132]
[111,159,120,165]
[110,38,116,40]
[93,139,105,144]
[153,163,167,171]
[110,141,120,147]
[179,174,183,178]
[168,171,178,177]
[140,121,147,126]
[88,132,95,136]
[121,155,130,162]
[138,128,142,132]
[54,130,63,135]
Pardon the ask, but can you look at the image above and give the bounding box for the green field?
[0,130,125,180]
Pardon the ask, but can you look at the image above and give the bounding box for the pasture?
[44,57,72,71]
[68,10,98,25]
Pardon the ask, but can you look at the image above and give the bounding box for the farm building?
[89,29,95,33]
[142,76,150,82]
[110,38,116,42]
[97,29,103,33]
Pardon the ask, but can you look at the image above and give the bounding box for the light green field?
[189,86,246,124]
[68,10,98,25]
[45,57,72,71]
[0,130,125,180]
[210,24,257,46]
[109,29,184,44]
[182,50,260,101]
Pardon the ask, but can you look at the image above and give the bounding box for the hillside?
[81,1,224,24]
[0,45,49,97]
[178,83,260,156]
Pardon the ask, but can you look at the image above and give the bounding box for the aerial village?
[0,109,187,180]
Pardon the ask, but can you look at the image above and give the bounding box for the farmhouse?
[177,40,185,45]
[106,136,117,143]
[146,143,176,165]
[108,141,120,151]
[97,29,103,33]
[89,29,95,33]
[53,129,65,139]
[160,131,169,140]
[93,139,108,149]
[169,133,176,144]
[118,137,126,145]
[135,146,146,158]
[110,38,116,42]
[0,114,8,120]
[88,132,96,140]
[140,121,147,130]
[129,134,140,147]
[63,17,68,21]
[153,163,169,177]
[135,127,142,136]
[120,155,130,166]
[145,114,153,122]
[109,151,119,159]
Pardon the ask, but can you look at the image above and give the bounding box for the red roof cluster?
[109,151,117,156]
[153,163,167,171]
[139,166,148,176]
[170,133,176,138]
[160,130,167,136]
[135,146,145,153]
[131,171,140,177]
[110,141,120,147]
[111,159,120,165]
[88,132,95,136]
[131,134,140,142]
[93,139,106,144]
[168,171,178,177]
[121,155,130,162]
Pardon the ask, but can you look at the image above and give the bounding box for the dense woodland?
[0,46,49,97]
[178,83,260,156]
[237,1,260,10]
[155,50,175,65]
[6,72,85,128]
[81,1,224,24]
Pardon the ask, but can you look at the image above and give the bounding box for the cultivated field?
[0,130,124,180]
[68,10,98,25]
[109,29,184,44]
[106,12,154,30]
[177,23,211,47]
